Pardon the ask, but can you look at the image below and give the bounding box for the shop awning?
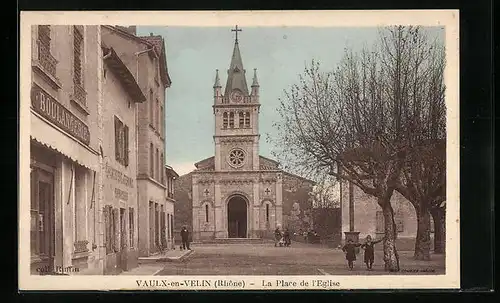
[31,112,99,171]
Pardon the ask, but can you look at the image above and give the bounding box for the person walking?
[342,239,362,270]
[274,227,282,247]
[283,228,291,247]
[360,235,384,270]
[180,226,191,250]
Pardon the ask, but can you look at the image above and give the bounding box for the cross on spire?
[231,25,242,42]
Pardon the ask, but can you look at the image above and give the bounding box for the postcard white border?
[19,10,460,290]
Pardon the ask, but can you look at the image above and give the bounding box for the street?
[156,242,445,275]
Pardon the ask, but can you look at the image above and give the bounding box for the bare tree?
[392,34,447,260]
[271,26,445,271]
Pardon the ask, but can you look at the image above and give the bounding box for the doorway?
[30,165,55,273]
[227,195,247,238]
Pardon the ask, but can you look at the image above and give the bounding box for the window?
[245,111,251,128]
[229,112,235,128]
[156,148,159,181]
[266,204,270,222]
[150,143,154,177]
[228,148,245,168]
[160,105,164,137]
[223,112,228,128]
[129,208,134,248]
[114,116,129,166]
[104,205,116,254]
[205,205,209,222]
[37,25,57,77]
[156,99,160,131]
[160,153,164,184]
[73,26,84,87]
[149,90,154,126]
[239,112,244,128]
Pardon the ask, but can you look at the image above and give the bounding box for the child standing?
[360,235,384,270]
[342,239,361,270]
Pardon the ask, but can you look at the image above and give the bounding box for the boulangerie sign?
[31,83,90,145]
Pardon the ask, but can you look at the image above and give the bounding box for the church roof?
[224,40,249,96]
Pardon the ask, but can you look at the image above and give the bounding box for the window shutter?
[124,125,129,166]
[103,206,109,253]
[114,117,120,161]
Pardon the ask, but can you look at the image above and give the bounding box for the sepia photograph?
[19,10,460,290]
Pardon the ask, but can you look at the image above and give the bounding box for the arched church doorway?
[227,195,248,238]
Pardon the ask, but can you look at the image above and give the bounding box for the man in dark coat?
[342,239,362,270]
[180,226,191,250]
[283,228,291,247]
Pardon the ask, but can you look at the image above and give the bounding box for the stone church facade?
[175,30,315,241]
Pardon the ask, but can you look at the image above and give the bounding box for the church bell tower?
[213,25,261,172]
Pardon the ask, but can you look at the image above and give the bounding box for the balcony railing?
[74,240,89,253]
[72,82,87,109]
[37,41,57,78]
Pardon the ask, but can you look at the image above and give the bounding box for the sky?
[136,26,442,176]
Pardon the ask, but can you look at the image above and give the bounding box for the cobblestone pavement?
[156,242,445,275]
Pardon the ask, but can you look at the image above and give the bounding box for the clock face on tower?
[230,89,243,103]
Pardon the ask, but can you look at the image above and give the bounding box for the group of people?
[342,235,384,270]
[274,227,292,247]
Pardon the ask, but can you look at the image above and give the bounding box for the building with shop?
[101,25,172,257]
[30,25,103,275]
[100,45,146,274]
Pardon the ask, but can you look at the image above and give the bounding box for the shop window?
[114,116,129,166]
[30,167,55,261]
[73,166,88,253]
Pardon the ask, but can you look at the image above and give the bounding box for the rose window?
[228,149,245,167]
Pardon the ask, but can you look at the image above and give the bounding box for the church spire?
[252,68,259,87]
[214,69,221,88]
[225,25,249,96]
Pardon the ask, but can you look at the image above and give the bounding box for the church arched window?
[229,112,235,128]
[223,112,228,128]
[244,111,251,128]
[239,112,244,128]
[205,204,209,222]
[266,203,270,222]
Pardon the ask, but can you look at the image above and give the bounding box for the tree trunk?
[430,207,445,254]
[414,207,432,260]
[380,198,400,272]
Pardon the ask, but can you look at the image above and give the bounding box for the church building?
[175,27,315,241]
